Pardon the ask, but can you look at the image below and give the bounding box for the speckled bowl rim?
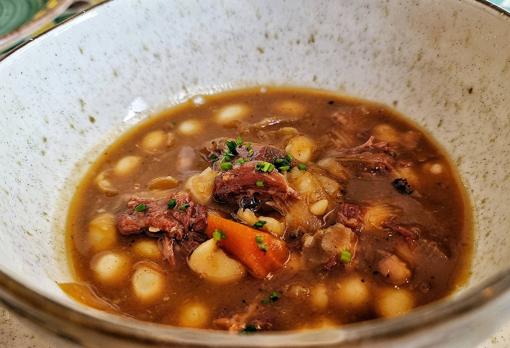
[1,0,510,346]
[0,0,75,52]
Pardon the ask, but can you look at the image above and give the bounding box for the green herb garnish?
[253,220,267,229]
[179,203,190,211]
[134,203,147,212]
[273,154,293,173]
[261,291,281,304]
[225,140,238,156]
[339,249,352,263]
[298,163,307,171]
[255,235,268,252]
[246,143,254,157]
[255,161,275,173]
[236,135,243,146]
[167,199,177,209]
[255,180,265,187]
[237,158,248,165]
[212,229,226,241]
[220,162,233,171]
[209,154,219,163]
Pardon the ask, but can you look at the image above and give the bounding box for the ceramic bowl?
[1,0,510,347]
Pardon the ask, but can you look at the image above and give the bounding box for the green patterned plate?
[0,0,73,52]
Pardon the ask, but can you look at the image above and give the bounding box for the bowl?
[1,0,510,347]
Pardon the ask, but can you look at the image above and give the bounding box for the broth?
[64,87,472,331]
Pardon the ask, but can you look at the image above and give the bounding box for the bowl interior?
[0,0,510,344]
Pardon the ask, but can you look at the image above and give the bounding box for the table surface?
[1,0,510,347]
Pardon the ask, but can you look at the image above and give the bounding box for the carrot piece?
[206,213,289,279]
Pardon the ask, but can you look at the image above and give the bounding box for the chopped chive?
[223,154,233,162]
[220,162,233,171]
[255,180,265,187]
[285,154,292,162]
[255,235,268,252]
[236,135,243,146]
[179,203,190,211]
[339,249,352,263]
[298,163,307,171]
[225,140,238,155]
[261,291,281,305]
[255,161,274,173]
[278,165,290,172]
[237,158,247,165]
[134,203,147,212]
[167,199,177,209]
[209,154,219,163]
[212,229,226,241]
[253,220,267,229]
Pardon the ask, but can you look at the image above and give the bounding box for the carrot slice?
[206,213,289,279]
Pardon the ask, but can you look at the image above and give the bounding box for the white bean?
[375,288,415,318]
[132,239,161,259]
[216,104,250,126]
[424,162,444,175]
[310,199,329,216]
[310,283,329,310]
[285,135,315,162]
[178,119,202,136]
[316,175,341,196]
[273,100,306,116]
[148,176,179,190]
[114,156,142,176]
[91,251,130,286]
[132,264,166,303]
[333,275,370,310]
[185,167,217,204]
[141,130,167,153]
[188,239,246,284]
[237,208,258,225]
[378,255,411,286]
[95,170,118,196]
[258,216,284,236]
[372,124,399,143]
[316,158,350,181]
[88,213,117,252]
[179,302,210,328]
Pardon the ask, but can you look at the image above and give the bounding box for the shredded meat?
[213,161,298,204]
[383,220,421,240]
[325,136,396,173]
[116,192,207,265]
[337,202,364,232]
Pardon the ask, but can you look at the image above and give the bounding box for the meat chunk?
[337,202,365,232]
[116,192,208,265]
[201,138,288,169]
[325,136,396,174]
[302,223,357,270]
[116,192,207,237]
[213,161,297,204]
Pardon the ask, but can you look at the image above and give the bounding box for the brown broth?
[64,86,472,331]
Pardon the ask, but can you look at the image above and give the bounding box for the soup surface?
[64,87,472,332]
